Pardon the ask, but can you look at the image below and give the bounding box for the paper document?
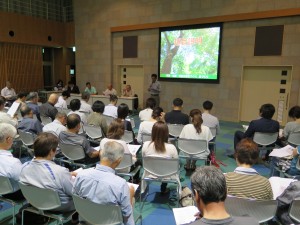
[128,144,141,155]
[6,102,20,118]
[269,176,296,199]
[94,146,101,151]
[127,182,139,192]
[173,206,199,225]
[269,145,294,158]
[279,128,283,138]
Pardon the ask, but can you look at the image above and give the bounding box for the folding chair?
[0,177,25,225]
[178,138,209,167]
[287,131,300,147]
[253,132,278,157]
[167,124,184,147]
[289,197,300,223]
[140,156,181,211]
[225,197,278,224]
[17,130,35,158]
[116,153,141,182]
[121,130,134,144]
[40,116,52,126]
[83,124,103,142]
[103,115,114,127]
[19,182,75,225]
[209,127,217,152]
[59,142,95,168]
[72,194,123,225]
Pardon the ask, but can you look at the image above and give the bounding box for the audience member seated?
[100,119,136,168]
[190,166,258,225]
[0,123,24,200]
[79,92,92,113]
[141,121,178,194]
[39,93,59,121]
[20,133,76,212]
[59,114,99,164]
[202,100,220,134]
[165,98,189,125]
[68,99,87,124]
[26,92,41,121]
[14,92,27,106]
[269,145,300,177]
[225,138,273,200]
[281,105,300,143]
[0,96,18,127]
[103,94,118,118]
[54,79,64,91]
[87,100,108,135]
[137,107,164,143]
[73,141,135,225]
[18,105,43,136]
[103,84,117,96]
[43,112,67,137]
[66,80,80,94]
[179,109,213,170]
[233,103,279,151]
[1,81,16,102]
[54,91,70,109]
[117,103,134,135]
[84,82,97,95]
[139,97,156,121]
[122,85,134,97]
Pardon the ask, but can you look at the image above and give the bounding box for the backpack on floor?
[179,186,194,207]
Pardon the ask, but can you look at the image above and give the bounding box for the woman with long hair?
[142,121,178,193]
[179,109,213,170]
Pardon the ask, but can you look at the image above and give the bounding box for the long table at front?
[67,94,137,110]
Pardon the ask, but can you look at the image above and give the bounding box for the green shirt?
[84,86,97,94]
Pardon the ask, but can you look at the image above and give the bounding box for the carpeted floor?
[0,119,271,225]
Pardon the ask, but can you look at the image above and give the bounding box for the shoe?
[160,188,170,195]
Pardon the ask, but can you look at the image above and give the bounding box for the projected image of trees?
[160,27,220,79]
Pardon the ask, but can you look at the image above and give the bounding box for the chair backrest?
[18,129,35,146]
[19,182,61,210]
[253,132,278,146]
[289,197,300,223]
[0,176,14,195]
[40,116,52,125]
[121,130,133,144]
[72,194,123,225]
[116,153,133,171]
[143,156,179,178]
[287,131,300,147]
[167,124,184,138]
[103,115,114,126]
[178,138,208,156]
[141,133,152,143]
[209,127,217,137]
[59,142,86,160]
[84,125,103,140]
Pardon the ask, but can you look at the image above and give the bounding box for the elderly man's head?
[100,141,124,169]
[0,123,17,150]
[48,93,58,105]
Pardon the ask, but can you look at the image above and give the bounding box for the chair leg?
[21,209,25,225]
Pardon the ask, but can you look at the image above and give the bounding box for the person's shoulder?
[231,216,259,224]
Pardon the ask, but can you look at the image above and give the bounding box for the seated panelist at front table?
[122,85,135,97]
[1,81,16,101]
[84,82,97,95]
[66,80,80,94]
[103,84,117,96]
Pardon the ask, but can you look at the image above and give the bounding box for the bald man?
[39,93,58,121]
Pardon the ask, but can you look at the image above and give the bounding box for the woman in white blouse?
[142,121,178,193]
[179,109,213,170]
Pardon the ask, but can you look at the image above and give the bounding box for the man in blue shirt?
[18,105,43,136]
[73,141,135,225]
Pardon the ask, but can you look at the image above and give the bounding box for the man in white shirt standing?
[148,74,161,107]
[202,100,220,134]
[1,81,17,101]
[103,94,118,118]
[55,91,70,109]
[80,92,92,113]
[43,112,67,136]
[103,84,117,96]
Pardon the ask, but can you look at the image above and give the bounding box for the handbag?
[179,186,194,207]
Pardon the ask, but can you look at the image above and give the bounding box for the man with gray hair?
[43,112,67,136]
[190,166,258,225]
[79,91,92,113]
[0,123,24,200]
[26,92,41,121]
[73,141,135,225]
[18,105,43,136]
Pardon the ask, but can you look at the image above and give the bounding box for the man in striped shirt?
[225,138,273,200]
